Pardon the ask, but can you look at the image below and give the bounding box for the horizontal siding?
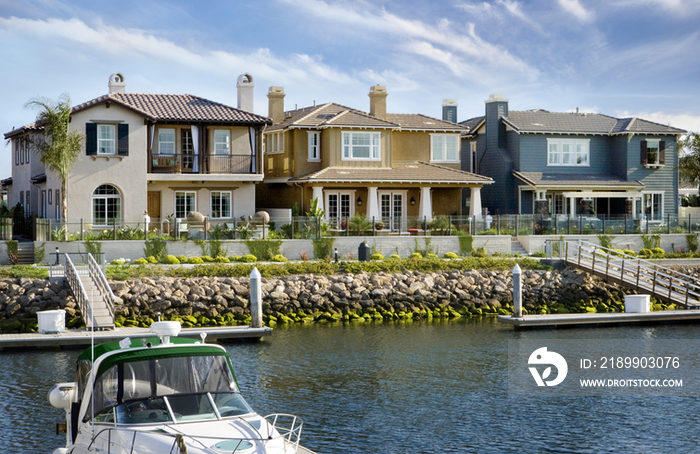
[626,134,679,216]
[518,134,613,174]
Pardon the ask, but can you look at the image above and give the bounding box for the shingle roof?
[71,93,271,124]
[267,103,398,131]
[290,161,493,185]
[513,171,645,188]
[503,110,686,135]
[3,122,43,139]
[385,114,466,131]
[459,116,485,134]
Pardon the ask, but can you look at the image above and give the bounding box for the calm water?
[3,319,700,453]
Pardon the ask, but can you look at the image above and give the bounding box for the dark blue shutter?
[117,124,129,156]
[86,123,97,155]
[659,141,665,165]
[640,140,647,166]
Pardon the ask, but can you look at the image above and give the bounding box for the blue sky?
[2,0,700,177]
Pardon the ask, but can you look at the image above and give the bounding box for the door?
[380,192,404,231]
[147,191,161,220]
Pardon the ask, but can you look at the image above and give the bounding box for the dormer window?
[641,139,665,168]
[342,131,380,161]
[547,138,589,166]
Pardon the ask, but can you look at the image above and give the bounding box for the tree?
[24,94,84,240]
[679,132,700,193]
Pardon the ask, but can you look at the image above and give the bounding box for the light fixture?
[357,197,363,206]
[410,197,416,206]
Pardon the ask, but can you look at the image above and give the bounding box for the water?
[3,319,700,453]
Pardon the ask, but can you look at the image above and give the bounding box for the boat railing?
[88,252,116,319]
[65,254,92,327]
[85,413,304,453]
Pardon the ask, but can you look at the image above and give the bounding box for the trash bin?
[358,241,370,262]
[37,309,66,334]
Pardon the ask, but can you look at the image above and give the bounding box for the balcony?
[150,153,254,174]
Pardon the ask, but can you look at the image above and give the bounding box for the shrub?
[312,237,335,260]
[215,256,230,263]
[245,239,282,261]
[597,233,615,250]
[188,257,204,264]
[444,252,458,259]
[529,250,546,257]
[641,234,661,249]
[426,253,439,259]
[622,250,636,256]
[473,247,488,258]
[410,252,423,259]
[146,256,158,264]
[201,255,215,263]
[370,252,384,260]
[241,254,257,262]
[176,255,187,263]
[686,233,699,252]
[5,240,18,265]
[388,254,401,259]
[9,265,48,279]
[638,248,652,257]
[161,255,180,265]
[271,254,288,262]
[651,247,665,256]
[133,258,149,265]
[229,256,242,262]
[84,238,102,256]
[144,237,167,262]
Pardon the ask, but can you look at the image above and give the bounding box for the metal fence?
[15,213,700,242]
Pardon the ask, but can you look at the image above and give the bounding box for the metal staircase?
[64,253,115,330]
[562,240,700,308]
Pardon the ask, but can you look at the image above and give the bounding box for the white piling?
[513,264,522,318]
[250,267,263,328]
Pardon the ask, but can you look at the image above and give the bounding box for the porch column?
[312,186,324,213]
[419,186,433,221]
[469,186,482,218]
[569,197,576,217]
[367,186,380,221]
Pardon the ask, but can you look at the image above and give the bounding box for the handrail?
[86,413,305,453]
[88,253,115,319]
[65,254,93,328]
[564,240,700,308]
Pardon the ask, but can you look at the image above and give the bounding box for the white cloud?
[616,110,700,134]
[558,0,594,22]
[614,0,700,15]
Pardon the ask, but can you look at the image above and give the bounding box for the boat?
[48,321,315,454]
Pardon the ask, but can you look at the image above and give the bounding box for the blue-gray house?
[461,95,686,220]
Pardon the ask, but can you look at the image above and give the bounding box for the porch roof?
[513,171,645,190]
[561,191,647,198]
[290,162,493,185]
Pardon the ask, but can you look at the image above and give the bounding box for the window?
[379,191,406,231]
[48,189,52,205]
[342,131,380,160]
[546,194,564,214]
[55,190,60,219]
[92,185,121,226]
[97,125,116,155]
[158,129,175,155]
[214,130,230,155]
[308,132,320,161]
[210,191,231,219]
[20,191,24,211]
[547,139,589,166]
[20,138,24,164]
[25,191,30,215]
[14,139,19,165]
[25,138,30,163]
[430,134,459,162]
[175,191,196,219]
[182,130,194,170]
[326,192,353,224]
[267,131,284,154]
[644,193,663,220]
[642,139,665,167]
[470,141,477,173]
[41,190,46,218]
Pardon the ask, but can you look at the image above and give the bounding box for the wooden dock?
[498,310,700,329]
[0,325,272,350]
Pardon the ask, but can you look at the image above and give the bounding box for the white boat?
[48,321,315,454]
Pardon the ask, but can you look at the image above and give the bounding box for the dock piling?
[513,264,522,318]
[250,267,263,328]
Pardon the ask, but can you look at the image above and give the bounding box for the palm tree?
[25,94,84,240]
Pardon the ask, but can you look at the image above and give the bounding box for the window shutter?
[117,124,129,156]
[640,140,648,166]
[86,123,97,155]
[659,140,666,165]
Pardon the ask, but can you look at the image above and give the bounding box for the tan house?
[4,73,271,234]
[257,85,492,231]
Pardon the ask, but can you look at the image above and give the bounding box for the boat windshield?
[86,355,253,424]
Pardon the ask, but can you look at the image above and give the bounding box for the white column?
[419,186,432,221]
[367,187,380,222]
[312,186,324,213]
[250,267,262,328]
[569,197,576,217]
[469,187,482,218]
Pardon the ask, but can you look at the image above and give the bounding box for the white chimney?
[236,73,254,113]
[108,73,126,94]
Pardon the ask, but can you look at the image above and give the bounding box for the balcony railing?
[150,153,254,174]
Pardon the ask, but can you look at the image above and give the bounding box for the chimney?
[108,73,126,94]
[442,99,458,123]
[369,85,388,120]
[267,86,285,124]
[485,94,509,151]
[236,73,254,113]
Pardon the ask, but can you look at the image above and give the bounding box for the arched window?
[92,185,121,226]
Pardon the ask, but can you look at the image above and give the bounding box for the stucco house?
[256,85,492,231]
[461,95,686,220]
[3,73,271,232]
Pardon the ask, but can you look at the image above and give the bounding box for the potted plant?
[375,220,384,230]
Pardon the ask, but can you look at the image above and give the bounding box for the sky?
[1,0,700,178]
